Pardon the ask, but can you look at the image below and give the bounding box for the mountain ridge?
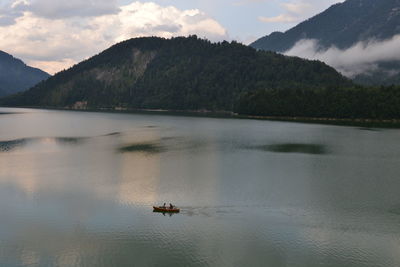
[0,50,50,96]
[250,0,400,85]
[251,0,400,52]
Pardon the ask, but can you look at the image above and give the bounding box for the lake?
[0,107,400,267]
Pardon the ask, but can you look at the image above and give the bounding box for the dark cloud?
[0,1,26,26]
[0,0,119,26]
[24,0,120,19]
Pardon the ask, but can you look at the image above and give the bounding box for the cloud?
[1,0,120,20]
[259,14,298,23]
[110,2,227,43]
[282,1,313,15]
[0,1,228,74]
[259,0,343,24]
[27,0,120,19]
[284,35,400,77]
[233,0,271,6]
[0,0,27,26]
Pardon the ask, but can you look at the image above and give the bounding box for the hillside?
[0,51,50,97]
[251,0,400,85]
[0,36,351,111]
[235,85,400,119]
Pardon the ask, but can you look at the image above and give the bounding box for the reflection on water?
[118,142,164,154]
[117,143,161,205]
[0,108,400,267]
[55,137,87,145]
[102,132,121,136]
[259,143,328,155]
[0,111,21,115]
[0,138,33,152]
[153,209,180,217]
[0,137,88,152]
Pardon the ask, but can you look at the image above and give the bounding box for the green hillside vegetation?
[353,62,400,86]
[235,85,400,119]
[0,36,351,111]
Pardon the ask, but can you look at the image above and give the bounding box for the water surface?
[0,107,400,267]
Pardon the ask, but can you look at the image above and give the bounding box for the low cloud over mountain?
[251,0,400,85]
[285,35,400,78]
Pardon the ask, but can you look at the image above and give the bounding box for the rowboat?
[153,206,180,213]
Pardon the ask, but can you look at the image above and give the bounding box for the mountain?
[235,85,400,120]
[251,0,400,85]
[0,36,351,111]
[0,51,50,97]
[251,0,400,52]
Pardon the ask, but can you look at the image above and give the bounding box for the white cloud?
[259,14,298,23]
[0,1,228,74]
[109,2,227,43]
[259,0,343,24]
[282,2,313,15]
[284,35,400,77]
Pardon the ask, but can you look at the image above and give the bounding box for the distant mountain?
[251,0,400,51]
[0,51,50,97]
[0,36,351,111]
[251,0,400,85]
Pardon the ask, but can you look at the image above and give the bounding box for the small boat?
[153,206,180,213]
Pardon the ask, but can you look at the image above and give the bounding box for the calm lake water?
[1,107,400,267]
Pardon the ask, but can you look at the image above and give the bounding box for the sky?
[0,0,343,74]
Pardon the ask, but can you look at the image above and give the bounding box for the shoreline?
[3,105,400,128]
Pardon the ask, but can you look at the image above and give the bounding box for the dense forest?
[235,85,400,119]
[0,36,350,111]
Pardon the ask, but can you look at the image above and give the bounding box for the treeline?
[234,85,400,119]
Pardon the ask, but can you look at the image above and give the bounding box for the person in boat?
[169,203,174,209]
[162,203,166,208]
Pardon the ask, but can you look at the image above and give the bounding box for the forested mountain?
[251,0,400,85]
[0,51,50,97]
[251,0,400,51]
[0,36,350,111]
[235,85,400,119]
